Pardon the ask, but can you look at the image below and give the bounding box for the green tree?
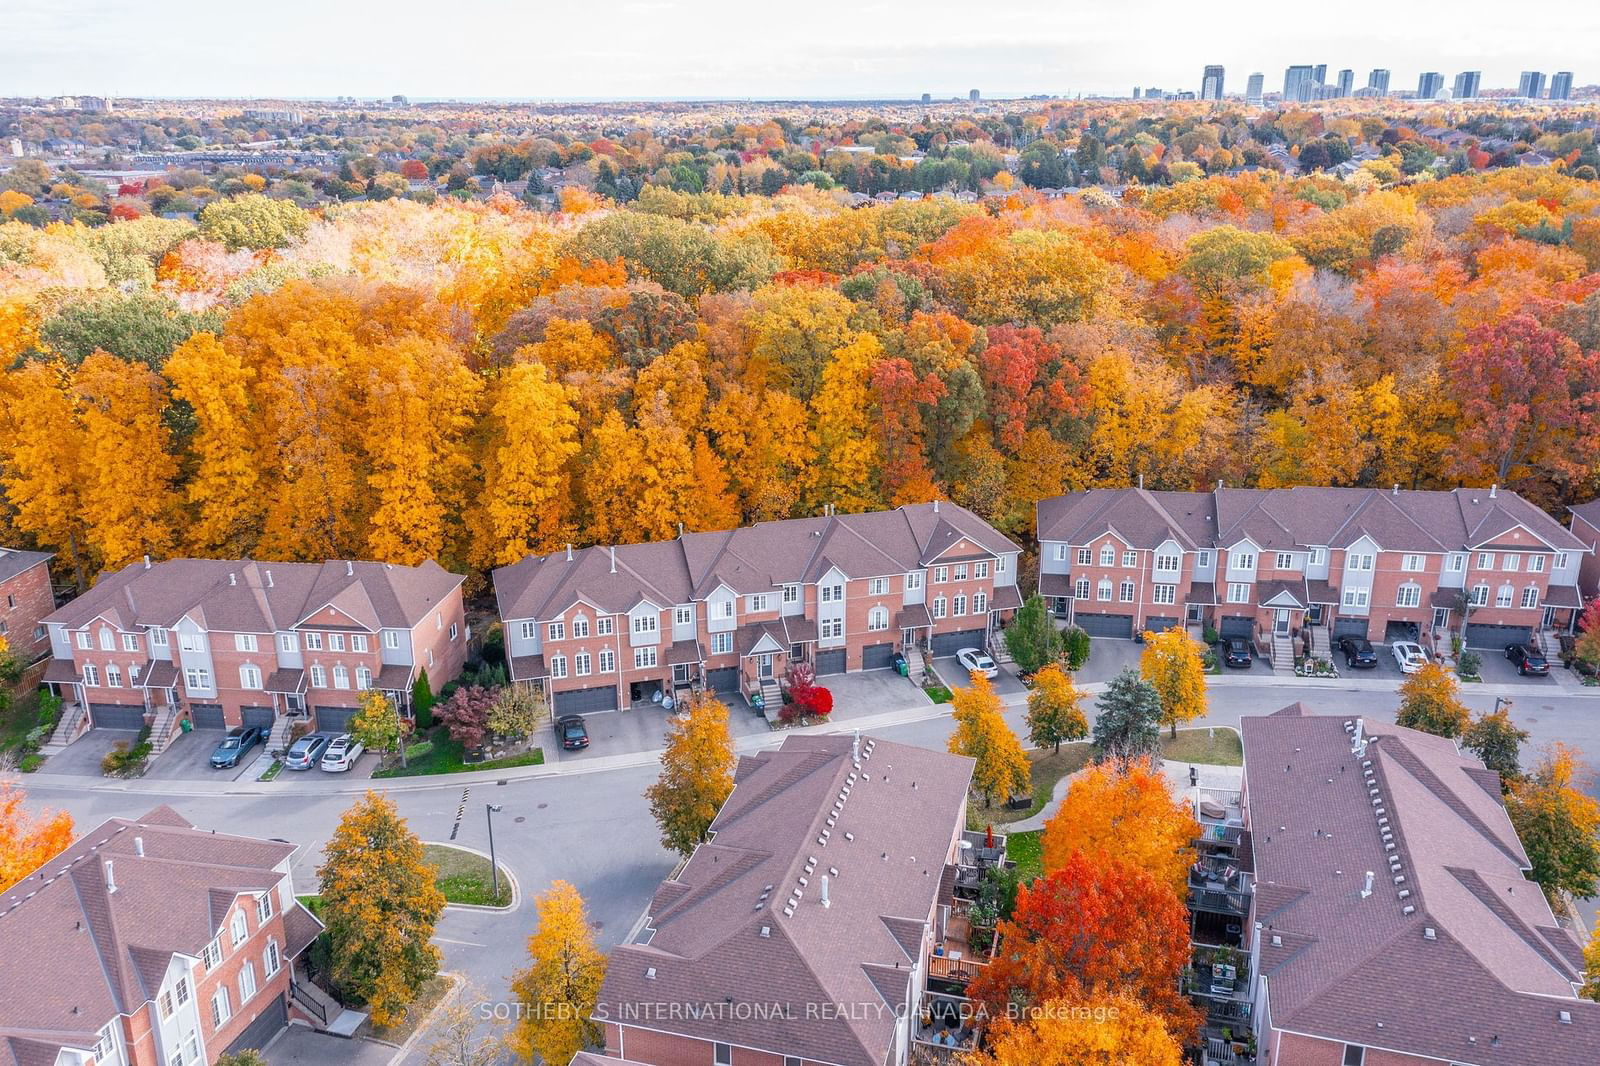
[1505,745,1600,902]
[197,193,311,250]
[317,791,444,1026]
[412,667,435,730]
[1025,663,1089,754]
[1396,663,1471,738]
[351,689,407,768]
[1462,705,1529,789]
[1004,595,1066,676]
[645,695,737,855]
[1092,670,1162,763]
[38,294,221,369]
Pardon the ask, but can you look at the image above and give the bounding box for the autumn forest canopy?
[4,163,1600,590]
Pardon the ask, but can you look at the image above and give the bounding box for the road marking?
[449,787,469,840]
[432,936,486,947]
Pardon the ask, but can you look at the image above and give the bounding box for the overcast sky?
[4,0,1596,100]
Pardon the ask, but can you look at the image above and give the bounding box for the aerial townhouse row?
[40,557,468,748]
[1036,485,1592,658]
[492,501,1024,715]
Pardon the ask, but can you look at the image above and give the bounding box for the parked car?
[956,647,999,679]
[1505,643,1550,676]
[283,732,332,771]
[1222,637,1253,668]
[557,715,590,751]
[209,725,267,769]
[319,734,365,772]
[1337,635,1379,670]
[1392,641,1430,674]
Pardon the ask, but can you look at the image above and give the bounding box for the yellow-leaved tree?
[1397,662,1472,738]
[968,993,1183,1066]
[73,352,180,570]
[316,791,444,1026]
[645,695,737,855]
[0,361,93,588]
[510,880,608,1064]
[1140,627,1208,738]
[1041,759,1199,895]
[473,360,580,567]
[808,332,885,513]
[165,333,263,556]
[1024,663,1089,754]
[948,673,1031,807]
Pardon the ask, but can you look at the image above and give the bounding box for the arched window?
[868,607,889,632]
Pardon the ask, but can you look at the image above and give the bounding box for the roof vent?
[1271,934,1282,947]
[1490,483,1498,499]
[265,569,273,588]
[1423,927,1436,940]
[760,926,770,938]
[1361,871,1374,899]
[143,555,151,569]
[104,861,116,894]
[645,967,656,979]
[346,560,353,576]
[820,875,831,909]
[844,833,854,842]
[1398,889,1411,900]
[134,837,144,857]
[610,547,617,574]
[566,543,573,561]
[1560,1010,1572,1024]
[1402,905,1416,915]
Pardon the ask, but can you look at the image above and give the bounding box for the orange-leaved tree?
[645,695,736,855]
[1041,759,1198,896]
[0,781,75,892]
[1396,662,1471,738]
[510,880,607,1064]
[966,992,1183,1066]
[1506,743,1600,902]
[948,673,1031,807]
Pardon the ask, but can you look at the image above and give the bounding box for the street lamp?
[486,804,504,902]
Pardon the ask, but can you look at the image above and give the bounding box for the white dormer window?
[676,606,693,626]
[1553,552,1568,570]
[821,584,844,604]
[384,630,400,649]
[1197,550,1213,567]
[1347,554,1373,571]
[518,621,535,641]
[1308,547,1326,566]
[1446,552,1465,572]
[1154,552,1180,573]
[995,556,1007,574]
[151,628,168,648]
[279,633,297,653]
[1099,545,1115,566]
[904,572,922,591]
[1230,551,1256,571]
[179,632,203,652]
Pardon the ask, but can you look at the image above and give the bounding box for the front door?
[672,663,691,685]
[1274,609,1291,636]
[1431,607,1451,632]
[1186,603,1203,623]
[758,653,774,679]
[1543,605,1557,629]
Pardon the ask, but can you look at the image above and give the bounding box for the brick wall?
[0,561,53,660]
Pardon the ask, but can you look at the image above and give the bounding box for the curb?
[425,840,521,912]
[385,971,463,1066]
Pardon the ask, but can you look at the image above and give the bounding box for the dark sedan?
[1337,635,1379,669]
[557,714,590,751]
[1505,643,1550,676]
[209,725,268,768]
[1222,637,1253,669]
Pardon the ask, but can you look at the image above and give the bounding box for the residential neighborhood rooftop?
[0,547,53,586]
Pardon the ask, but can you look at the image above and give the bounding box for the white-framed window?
[954,564,968,581]
[675,606,693,626]
[1495,585,1514,608]
[211,986,231,1027]
[1153,584,1176,605]
[1076,547,1092,566]
[599,649,616,673]
[1227,583,1250,604]
[1099,545,1115,566]
[264,938,282,978]
[1530,555,1547,573]
[160,989,174,1019]
[256,890,274,923]
[151,628,168,648]
[332,665,349,689]
[714,1042,733,1065]
[974,591,988,613]
[178,632,201,652]
[1469,584,1490,607]
[1054,543,1067,561]
[868,577,889,596]
[129,663,140,685]
[202,937,223,971]
[82,663,99,687]
[303,632,322,651]
[933,596,948,618]
[632,613,658,635]
[548,622,565,642]
[1120,551,1137,568]
[634,647,657,669]
[75,630,92,650]
[240,665,262,690]
[1230,551,1256,571]
[384,630,401,649]
[353,634,369,652]
[1197,550,1213,567]
[953,595,967,616]
[715,598,735,618]
[934,566,949,583]
[1554,552,1568,570]
[597,616,614,636]
[711,632,732,655]
[1502,553,1520,572]
[518,621,535,641]
[975,561,990,579]
[1118,580,1134,602]
[904,572,923,591]
[996,555,1007,574]
[1342,587,1370,608]
[868,607,889,631]
[1097,580,1113,602]
[93,1023,116,1062]
[1155,552,1180,573]
[1521,586,1540,609]
[821,584,844,603]
[235,633,258,652]
[1446,552,1466,572]
[356,666,371,690]
[575,652,591,676]
[183,1033,199,1065]
[782,583,801,603]
[1402,554,1425,572]
[121,632,139,652]
[106,663,121,688]
[309,665,326,688]
[1477,552,1495,569]
[1395,585,1421,608]
[99,627,114,651]
[278,633,297,652]
[175,975,190,1006]
[1347,554,1373,571]
[231,911,248,946]
[573,616,590,638]
[748,594,769,613]
[822,618,843,639]
[550,655,567,679]
[1309,547,1327,566]
[184,667,211,690]
[239,960,257,1003]
[1074,578,1090,600]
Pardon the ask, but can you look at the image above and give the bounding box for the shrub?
[1063,627,1091,671]
[1457,650,1482,678]
[101,739,152,777]
[18,753,43,773]
[1202,624,1219,645]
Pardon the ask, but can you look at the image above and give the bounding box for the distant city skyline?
[2,0,1597,100]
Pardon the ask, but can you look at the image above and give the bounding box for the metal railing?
[290,980,328,1026]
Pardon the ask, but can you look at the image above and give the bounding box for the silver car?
[283,732,331,771]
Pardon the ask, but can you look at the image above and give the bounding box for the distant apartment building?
[1454,70,1482,99]
[493,503,1022,715]
[1418,71,1445,98]
[1201,65,1225,100]
[242,108,303,123]
[1312,63,1327,86]
[41,558,467,744]
[1335,68,1354,97]
[1035,486,1589,658]
[1185,706,1600,1064]
[1551,71,1575,100]
[1283,65,1318,103]
[1518,71,1547,99]
[920,92,931,105]
[1245,72,1265,105]
[1368,67,1391,94]
[0,805,324,1066]
[968,89,979,102]
[0,547,54,662]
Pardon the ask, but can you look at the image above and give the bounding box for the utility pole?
[486,803,504,902]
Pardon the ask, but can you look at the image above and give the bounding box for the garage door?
[1332,617,1368,640]
[931,628,989,656]
[1144,617,1180,634]
[815,650,847,675]
[314,705,356,733]
[553,685,619,715]
[861,643,896,670]
[190,704,226,729]
[705,667,740,694]
[1464,623,1532,650]
[241,706,275,729]
[224,992,286,1057]
[1072,614,1133,640]
[89,703,146,730]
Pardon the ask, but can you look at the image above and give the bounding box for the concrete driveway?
[144,728,261,781]
[35,729,139,776]
[824,668,932,717]
[263,1025,393,1066]
[1474,647,1561,688]
[935,656,1027,698]
[1076,637,1144,683]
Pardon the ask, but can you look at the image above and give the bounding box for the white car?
[1392,641,1430,674]
[320,734,365,772]
[956,647,999,679]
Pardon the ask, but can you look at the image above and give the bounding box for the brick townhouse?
[493,502,1023,714]
[1036,486,1589,658]
[40,557,467,746]
[572,732,988,1066]
[0,547,54,662]
[0,805,324,1066]
[1184,706,1600,1066]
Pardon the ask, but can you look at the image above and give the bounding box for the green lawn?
[1007,830,1042,882]
[1161,727,1243,766]
[296,894,325,918]
[968,742,1093,828]
[1,683,50,757]
[925,685,953,704]
[373,726,544,778]
[423,843,513,907]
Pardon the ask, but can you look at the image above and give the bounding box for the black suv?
[1505,643,1550,676]
[1337,635,1379,669]
[1222,637,1253,668]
